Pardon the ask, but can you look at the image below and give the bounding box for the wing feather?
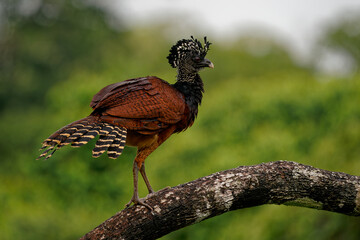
[90,77,186,133]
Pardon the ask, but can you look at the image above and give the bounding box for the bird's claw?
[125,195,153,211]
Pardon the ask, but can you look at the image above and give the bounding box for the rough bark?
[81,161,360,240]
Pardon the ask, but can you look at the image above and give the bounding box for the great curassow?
[38,36,214,208]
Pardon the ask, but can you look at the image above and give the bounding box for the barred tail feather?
[38,145,57,160]
[107,128,127,159]
[71,125,101,147]
[92,124,127,158]
[64,124,95,145]
[38,116,127,160]
[38,116,97,159]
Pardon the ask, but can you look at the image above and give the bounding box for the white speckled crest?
[167,36,211,68]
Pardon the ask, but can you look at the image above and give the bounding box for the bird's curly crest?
[167,36,212,68]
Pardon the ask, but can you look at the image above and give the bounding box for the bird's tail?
[37,116,127,160]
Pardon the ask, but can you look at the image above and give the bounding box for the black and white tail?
[37,116,127,160]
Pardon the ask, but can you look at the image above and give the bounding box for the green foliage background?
[1,1,360,239]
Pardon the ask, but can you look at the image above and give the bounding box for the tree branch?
[81,161,360,240]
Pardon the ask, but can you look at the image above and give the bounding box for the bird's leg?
[139,163,154,194]
[125,141,164,210]
[125,160,152,210]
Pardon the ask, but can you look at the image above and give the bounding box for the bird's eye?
[193,56,201,62]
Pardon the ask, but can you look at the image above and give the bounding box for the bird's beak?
[201,58,214,69]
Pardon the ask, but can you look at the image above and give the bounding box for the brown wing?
[90,76,186,134]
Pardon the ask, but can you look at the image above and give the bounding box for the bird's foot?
[125,195,153,211]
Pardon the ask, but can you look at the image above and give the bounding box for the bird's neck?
[173,69,204,124]
[176,67,198,83]
[174,69,204,104]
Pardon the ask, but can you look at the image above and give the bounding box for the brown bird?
[38,36,214,208]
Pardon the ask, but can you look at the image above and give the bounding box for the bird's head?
[167,36,214,72]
